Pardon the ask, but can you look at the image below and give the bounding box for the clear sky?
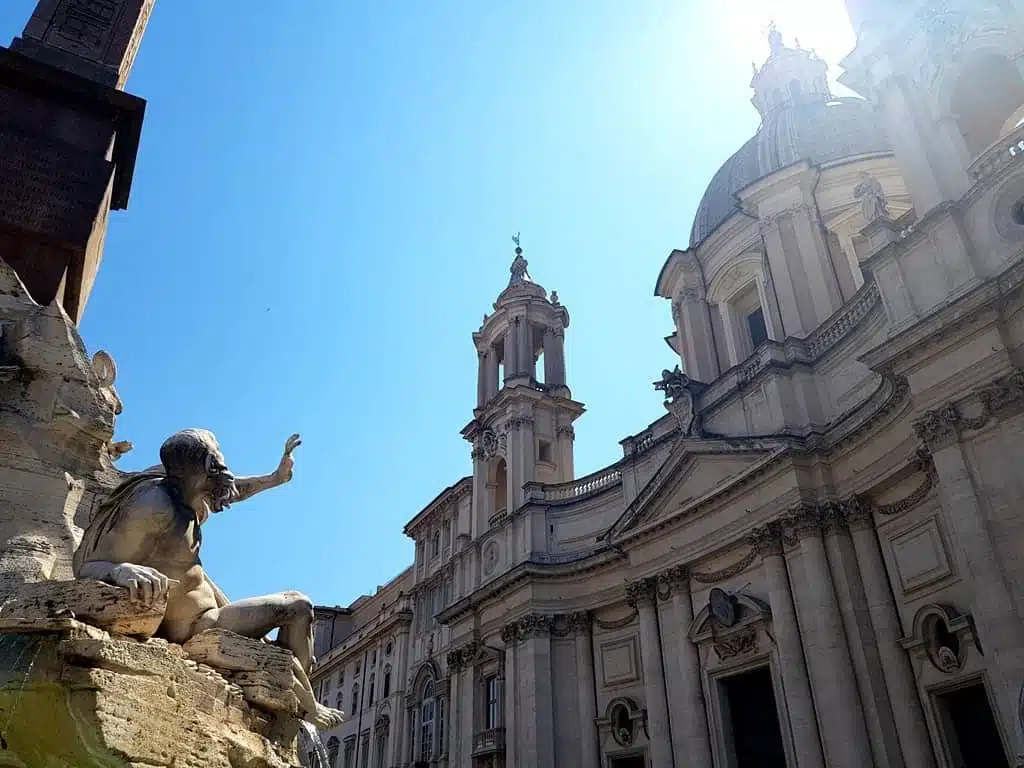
[0,0,855,608]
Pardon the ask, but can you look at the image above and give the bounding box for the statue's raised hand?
[273,434,302,484]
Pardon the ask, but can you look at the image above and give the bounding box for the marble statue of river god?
[72,428,346,730]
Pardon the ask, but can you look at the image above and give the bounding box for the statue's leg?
[192,590,314,669]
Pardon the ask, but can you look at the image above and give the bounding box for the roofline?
[654,248,688,298]
[403,476,473,536]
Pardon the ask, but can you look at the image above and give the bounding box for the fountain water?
[298,720,330,768]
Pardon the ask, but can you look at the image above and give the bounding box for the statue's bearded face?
[203,449,237,513]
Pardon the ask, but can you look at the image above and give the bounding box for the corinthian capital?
[625,577,657,607]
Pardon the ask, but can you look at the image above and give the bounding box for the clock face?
[709,588,737,627]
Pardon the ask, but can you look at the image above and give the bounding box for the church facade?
[310,1,1024,766]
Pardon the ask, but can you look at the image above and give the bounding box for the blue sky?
[0,1,855,607]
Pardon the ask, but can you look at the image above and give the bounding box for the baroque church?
[309,1,1024,766]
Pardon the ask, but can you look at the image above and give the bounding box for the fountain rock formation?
[0,260,315,767]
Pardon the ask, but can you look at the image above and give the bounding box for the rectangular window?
[486,676,499,729]
[343,741,355,768]
[747,307,768,348]
[538,439,553,463]
[360,734,370,768]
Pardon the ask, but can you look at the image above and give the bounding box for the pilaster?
[749,522,825,768]
[625,578,674,768]
[502,614,555,768]
[783,506,874,768]
[843,499,936,767]
[569,611,600,768]
[658,566,712,768]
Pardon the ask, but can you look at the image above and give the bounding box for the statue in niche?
[73,429,346,729]
[854,173,890,223]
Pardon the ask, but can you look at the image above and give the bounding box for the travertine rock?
[184,629,301,717]
[0,621,300,767]
[0,578,166,637]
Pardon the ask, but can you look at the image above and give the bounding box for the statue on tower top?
[768,22,784,55]
[509,232,532,286]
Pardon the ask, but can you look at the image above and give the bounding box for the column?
[572,612,600,768]
[517,317,532,380]
[675,291,719,383]
[787,509,874,768]
[388,706,401,768]
[448,665,461,763]
[791,204,842,326]
[931,440,1024,754]
[542,328,557,386]
[822,513,905,767]
[502,625,518,768]
[515,615,555,768]
[662,567,712,768]
[627,579,674,768]
[542,327,566,388]
[845,501,936,768]
[487,348,500,399]
[556,424,574,482]
[761,217,815,337]
[751,523,824,768]
[477,349,487,406]
[518,416,536,488]
[504,324,518,382]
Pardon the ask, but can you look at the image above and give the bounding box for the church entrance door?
[721,666,787,768]
[936,682,1008,767]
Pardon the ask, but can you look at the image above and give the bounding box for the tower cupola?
[473,238,570,405]
[750,26,831,120]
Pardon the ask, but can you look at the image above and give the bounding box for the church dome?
[688,34,892,248]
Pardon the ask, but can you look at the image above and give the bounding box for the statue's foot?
[306,703,346,730]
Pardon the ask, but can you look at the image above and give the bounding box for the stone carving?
[713,625,759,661]
[71,429,345,730]
[483,541,499,575]
[625,577,657,606]
[610,700,635,746]
[653,366,700,436]
[914,370,1024,450]
[708,587,737,627]
[501,613,554,644]
[854,174,890,223]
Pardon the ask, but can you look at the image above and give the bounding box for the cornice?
[313,609,414,676]
[861,250,1024,374]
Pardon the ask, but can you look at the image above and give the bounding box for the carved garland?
[914,370,1024,451]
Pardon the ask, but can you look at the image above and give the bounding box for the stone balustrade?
[968,122,1024,182]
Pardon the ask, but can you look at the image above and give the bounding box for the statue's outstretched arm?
[230,434,300,504]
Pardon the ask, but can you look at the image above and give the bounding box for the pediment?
[604,439,784,541]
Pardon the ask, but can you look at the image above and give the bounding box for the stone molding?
[501,613,554,645]
[914,369,1024,451]
[556,424,575,439]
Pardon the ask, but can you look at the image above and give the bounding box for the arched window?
[368,673,376,706]
[383,665,392,698]
[420,679,436,762]
[326,737,340,768]
[351,683,360,714]
[431,531,440,558]
[335,688,345,711]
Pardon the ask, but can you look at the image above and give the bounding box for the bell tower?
[462,240,584,537]
[0,0,153,323]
